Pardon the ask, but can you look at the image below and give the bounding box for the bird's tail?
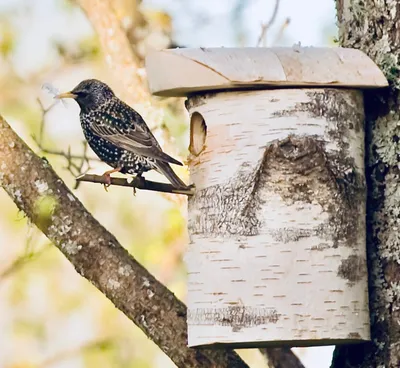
[154,160,188,189]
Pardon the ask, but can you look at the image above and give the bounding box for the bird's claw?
[103,183,111,192]
[102,173,112,192]
[132,174,143,196]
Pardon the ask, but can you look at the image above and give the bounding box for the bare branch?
[0,245,48,282]
[40,339,114,368]
[76,173,195,196]
[272,17,291,45]
[0,114,248,368]
[37,98,50,144]
[256,0,280,47]
[35,144,99,166]
[260,348,305,368]
[33,98,100,184]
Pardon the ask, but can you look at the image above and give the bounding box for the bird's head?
[55,79,115,112]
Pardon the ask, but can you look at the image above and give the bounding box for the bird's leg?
[132,170,145,196]
[101,167,122,192]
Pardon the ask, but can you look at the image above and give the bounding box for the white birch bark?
[185,88,370,347]
[145,47,388,97]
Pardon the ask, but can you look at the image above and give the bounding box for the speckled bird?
[55,79,187,189]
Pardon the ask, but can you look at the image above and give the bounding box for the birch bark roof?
[145,47,388,97]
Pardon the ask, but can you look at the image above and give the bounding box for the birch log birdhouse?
[146,47,388,348]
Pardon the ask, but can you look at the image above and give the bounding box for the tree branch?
[256,0,280,47]
[33,97,100,183]
[76,173,195,196]
[0,114,248,368]
[0,245,48,282]
[40,339,114,368]
[260,348,305,368]
[76,0,148,105]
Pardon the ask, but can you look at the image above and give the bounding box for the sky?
[0,0,337,77]
[0,0,339,367]
[147,0,337,47]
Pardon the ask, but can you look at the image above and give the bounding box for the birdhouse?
[145,47,388,348]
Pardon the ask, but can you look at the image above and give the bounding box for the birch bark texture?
[145,47,388,348]
[185,88,370,347]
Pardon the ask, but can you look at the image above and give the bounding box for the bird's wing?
[91,103,183,166]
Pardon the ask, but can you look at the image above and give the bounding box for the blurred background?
[0,0,337,367]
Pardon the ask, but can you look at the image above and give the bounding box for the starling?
[55,79,187,189]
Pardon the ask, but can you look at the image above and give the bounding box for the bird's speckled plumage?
[61,79,187,188]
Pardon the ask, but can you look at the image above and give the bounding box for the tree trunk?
[332,1,400,367]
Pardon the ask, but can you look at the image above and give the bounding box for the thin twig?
[37,98,50,144]
[33,97,100,181]
[35,145,99,162]
[0,246,48,282]
[76,173,195,196]
[40,339,114,368]
[256,0,280,47]
[272,17,291,45]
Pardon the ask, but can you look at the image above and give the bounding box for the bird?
[55,79,188,190]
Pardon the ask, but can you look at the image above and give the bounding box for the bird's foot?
[101,167,122,192]
[132,173,144,196]
[103,174,111,192]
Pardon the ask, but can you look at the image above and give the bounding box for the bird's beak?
[54,91,77,100]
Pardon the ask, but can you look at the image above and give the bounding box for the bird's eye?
[78,90,88,97]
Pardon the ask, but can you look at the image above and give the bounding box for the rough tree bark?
[332,1,400,367]
[0,115,248,368]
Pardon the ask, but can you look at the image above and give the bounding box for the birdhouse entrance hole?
[189,112,207,157]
